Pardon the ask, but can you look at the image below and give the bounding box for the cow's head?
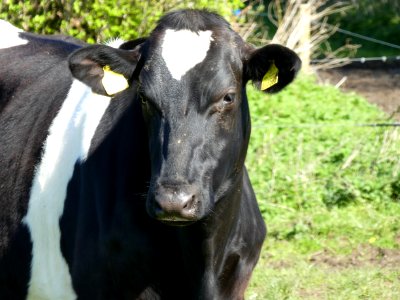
[69,10,301,226]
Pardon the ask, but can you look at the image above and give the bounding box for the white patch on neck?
[23,80,112,300]
[161,29,213,80]
[0,19,28,49]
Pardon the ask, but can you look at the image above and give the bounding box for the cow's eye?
[223,93,235,104]
[140,94,147,104]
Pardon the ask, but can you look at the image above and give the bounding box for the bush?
[326,0,400,56]
[0,0,242,43]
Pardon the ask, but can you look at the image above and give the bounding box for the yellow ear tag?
[101,65,129,96]
[261,61,279,91]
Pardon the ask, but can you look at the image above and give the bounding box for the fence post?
[299,3,311,73]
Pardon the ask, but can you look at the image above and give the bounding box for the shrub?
[0,0,242,43]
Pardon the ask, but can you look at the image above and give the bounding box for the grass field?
[244,76,400,299]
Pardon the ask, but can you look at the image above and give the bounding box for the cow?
[0,9,300,300]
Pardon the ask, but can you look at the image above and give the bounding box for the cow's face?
[69,10,301,226]
[137,27,251,225]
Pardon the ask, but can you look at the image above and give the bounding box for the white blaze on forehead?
[0,19,28,49]
[161,29,213,80]
[24,80,112,300]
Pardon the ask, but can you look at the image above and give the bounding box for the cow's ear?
[243,44,301,93]
[118,37,147,50]
[68,43,143,96]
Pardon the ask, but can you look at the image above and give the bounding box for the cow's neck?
[178,171,245,296]
[208,172,244,263]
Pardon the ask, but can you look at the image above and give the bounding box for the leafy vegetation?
[0,0,242,43]
[245,76,400,298]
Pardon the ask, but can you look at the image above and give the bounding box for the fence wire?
[252,123,400,129]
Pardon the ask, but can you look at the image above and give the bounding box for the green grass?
[248,258,400,300]
[245,76,400,299]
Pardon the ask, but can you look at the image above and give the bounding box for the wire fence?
[252,122,400,129]
[243,8,400,126]
[312,56,400,64]
[245,10,400,64]
[312,24,400,64]
[332,26,400,50]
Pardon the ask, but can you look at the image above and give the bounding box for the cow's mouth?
[160,220,196,227]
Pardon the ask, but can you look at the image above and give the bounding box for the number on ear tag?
[261,61,279,90]
[101,65,129,95]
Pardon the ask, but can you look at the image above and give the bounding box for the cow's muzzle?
[147,184,201,226]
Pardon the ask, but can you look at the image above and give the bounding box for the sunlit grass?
[245,76,400,299]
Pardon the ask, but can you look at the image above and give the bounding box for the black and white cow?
[0,10,300,300]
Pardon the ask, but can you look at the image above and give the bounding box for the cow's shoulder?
[0,25,86,217]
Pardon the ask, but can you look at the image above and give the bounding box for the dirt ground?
[309,243,400,269]
[268,243,400,270]
[317,61,400,120]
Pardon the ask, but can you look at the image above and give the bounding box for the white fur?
[23,80,112,300]
[105,37,125,49]
[161,29,213,80]
[0,19,28,49]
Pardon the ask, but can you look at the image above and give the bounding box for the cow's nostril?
[151,185,200,222]
[182,194,196,210]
